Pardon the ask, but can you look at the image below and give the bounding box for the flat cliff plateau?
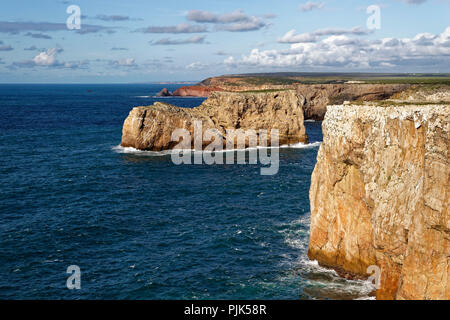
[121,90,308,151]
[308,103,449,300]
[295,84,411,120]
[164,82,419,120]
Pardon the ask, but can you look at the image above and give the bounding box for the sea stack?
[156,88,172,97]
[121,90,308,151]
[308,103,449,300]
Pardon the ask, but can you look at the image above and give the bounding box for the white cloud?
[12,48,88,69]
[278,26,372,43]
[187,10,251,24]
[217,17,269,32]
[278,30,318,43]
[227,27,450,70]
[186,62,208,70]
[32,48,62,66]
[224,56,236,65]
[300,1,325,12]
[186,9,270,32]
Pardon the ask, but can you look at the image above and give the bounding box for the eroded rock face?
[295,84,411,120]
[121,90,308,151]
[172,85,224,97]
[156,88,172,97]
[308,104,449,300]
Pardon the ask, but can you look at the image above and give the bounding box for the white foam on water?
[298,257,376,299]
[280,214,376,300]
[113,141,322,156]
[354,296,376,300]
[112,145,170,156]
[299,258,339,277]
[281,141,322,149]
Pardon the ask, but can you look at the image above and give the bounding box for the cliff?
[172,85,224,97]
[121,90,308,151]
[308,103,449,300]
[295,84,410,120]
[169,82,413,119]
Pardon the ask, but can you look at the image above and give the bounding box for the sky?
[0,0,449,83]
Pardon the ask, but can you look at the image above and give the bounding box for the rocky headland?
[308,103,449,300]
[166,83,410,120]
[121,90,307,151]
[172,85,224,97]
[159,74,450,120]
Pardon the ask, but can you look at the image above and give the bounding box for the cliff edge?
[121,90,308,151]
[308,103,449,300]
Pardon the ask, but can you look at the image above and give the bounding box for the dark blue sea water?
[0,84,374,300]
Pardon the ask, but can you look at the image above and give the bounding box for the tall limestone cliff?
[121,90,308,151]
[308,103,449,300]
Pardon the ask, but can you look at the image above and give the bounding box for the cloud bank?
[226,27,450,71]
[278,26,372,43]
[186,9,270,32]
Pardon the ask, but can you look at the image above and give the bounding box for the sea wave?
[112,142,321,156]
[280,214,376,300]
[112,145,171,156]
[280,141,322,149]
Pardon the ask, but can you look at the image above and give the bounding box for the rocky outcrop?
[295,84,411,120]
[121,90,308,151]
[172,85,224,97]
[156,88,172,97]
[308,103,449,300]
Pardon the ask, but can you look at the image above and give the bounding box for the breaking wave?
[112,142,321,156]
[279,215,376,300]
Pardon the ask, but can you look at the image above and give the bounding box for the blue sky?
[0,0,449,83]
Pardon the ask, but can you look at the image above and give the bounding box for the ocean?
[0,84,375,299]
